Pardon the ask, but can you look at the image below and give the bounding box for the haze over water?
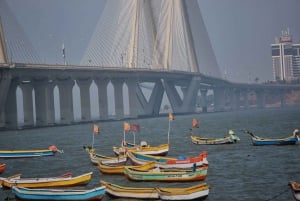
[1,107,300,200]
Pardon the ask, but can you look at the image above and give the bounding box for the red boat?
[0,163,6,173]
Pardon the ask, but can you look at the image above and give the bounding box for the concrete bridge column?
[111,79,124,119]
[136,79,164,116]
[213,87,226,112]
[256,90,265,109]
[126,79,140,118]
[200,89,208,113]
[19,82,34,127]
[5,79,18,129]
[33,79,55,127]
[76,78,92,122]
[230,89,240,111]
[241,90,249,109]
[0,70,11,128]
[57,78,75,124]
[94,79,109,120]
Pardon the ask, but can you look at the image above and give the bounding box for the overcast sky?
[2,0,300,83]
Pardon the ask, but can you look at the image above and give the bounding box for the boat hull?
[0,163,6,173]
[12,186,105,201]
[0,149,55,158]
[127,151,208,169]
[113,143,169,156]
[191,135,235,145]
[0,172,93,188]
[289,181,300,201]
[252,137,298,146]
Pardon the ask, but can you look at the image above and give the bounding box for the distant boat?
[0,172,93,188]
[0,145,59,158]
[0,163,6,174]
[243,129,299,146]
[190,130,240,145]
[12,186,106,201]
[98,162,143,174]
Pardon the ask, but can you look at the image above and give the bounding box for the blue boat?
[0,146,59,158]
[243,129,300,146]
[11,186,106,201]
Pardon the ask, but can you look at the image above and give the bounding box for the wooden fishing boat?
[12,186,106,201]
[156,182,210,200]
[124,162,208,182]
[191,130,240,145]
[243,129,300,145]
[100,180,159,199]
[100,180,209,200]
[127,151,208,169]
[289,180,300,201]
[83,146,127,165]
[0,172,93,188]
[98,162,143,174]
[0,163,6,174]
[0,145,59,158]
[113,141,169,156]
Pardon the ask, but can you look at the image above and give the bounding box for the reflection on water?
[1,107,300,200]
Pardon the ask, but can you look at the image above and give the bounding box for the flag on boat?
[93,124,100,134]
[192,118,199,128]
[132,124,140,132]
[168,113,174,121]
[124,122,131,132]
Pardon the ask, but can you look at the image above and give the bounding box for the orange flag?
[168,113,174,121]
[93,124,100,134]
[192,118,199,128]
[123,122,131,132]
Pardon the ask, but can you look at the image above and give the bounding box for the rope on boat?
[264,186,289,201]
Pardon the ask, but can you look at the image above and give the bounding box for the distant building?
[271,29,300,81]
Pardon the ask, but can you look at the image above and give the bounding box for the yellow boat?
[0,172,93,188]
[113,142,169,156]
[98,162,144,174]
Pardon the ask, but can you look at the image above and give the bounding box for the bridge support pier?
[200,89,208,112]
[57,78,75,124]
[77,78,92,122]
[111,79,124,119]
[5,79,18,129]
[280,90,287,108]
[95,79,109,120]
[19,82,34,127]
[137,80,164,116]
[256,90,266,109]
[213,87,226,112]
[0,70,11,128]
[230,89,240,110]
[163,76,199,113]
[126,79,140,118]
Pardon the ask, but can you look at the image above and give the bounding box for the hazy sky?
[2,0,300,83]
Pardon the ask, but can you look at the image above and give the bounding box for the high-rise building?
[271,29,300,81]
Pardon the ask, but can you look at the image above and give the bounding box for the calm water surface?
[1,107,300,201]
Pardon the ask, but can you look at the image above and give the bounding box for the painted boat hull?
[113,143,169,156]
[157,183,210,200]
[251,136,298,145]
[191,135,236,145]
[89,152,127,165]
[100,180,209,200]
[0,149,56,158]
[100,180,159,199]
[0,172,93,188]
[124,163,208,182]
[289,181,300,201]
[98,163,143,174]
[127,151,208,169]
[0,163,6,173]
[12,186,105,201]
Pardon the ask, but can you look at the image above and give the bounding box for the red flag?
[123,122,131,132]
[192,118,199,128]
[93,124,100,134]
[132,124,140,132]
[168,113,174,121]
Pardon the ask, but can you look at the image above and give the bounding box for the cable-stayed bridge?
[0,0,299,130]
